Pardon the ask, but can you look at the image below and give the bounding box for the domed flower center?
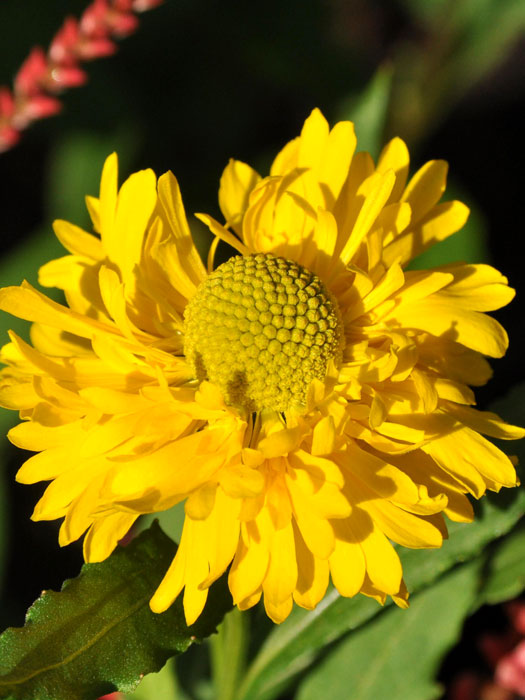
[183,253,344,413]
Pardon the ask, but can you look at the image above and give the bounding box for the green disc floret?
[183,253,344,412]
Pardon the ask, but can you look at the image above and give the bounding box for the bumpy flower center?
[183,253,344,412]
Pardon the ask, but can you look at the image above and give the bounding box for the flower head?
[0,109,522,624]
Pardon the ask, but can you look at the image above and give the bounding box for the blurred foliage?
[390,0,525,144]
[338,64,393,160]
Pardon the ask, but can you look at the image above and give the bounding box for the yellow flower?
[0,109,522,625]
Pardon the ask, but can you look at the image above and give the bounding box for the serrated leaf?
[0,522,232,700]
[237,467,525,700]
[296,558,484,700]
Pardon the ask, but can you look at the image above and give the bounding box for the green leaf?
[210,607,249,700]
[477,522,525,606]
[445,0,525,96]
[0,522,232,700]
[338,65,393,160]
[296,558,484,700]
[400,0,525,110]
[238,476,525,700]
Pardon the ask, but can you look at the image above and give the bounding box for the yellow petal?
[438,264,515,311]
[198,489,241,587]
[339,442,419,504]
[219,159,261,233]
[157,171,207,288]
[330,519,366,597]
[339,170,396,265]
[316,119,357,207]
[83,512,137,563]
[85,194,100,232]
[220,463,265,498]
[358,515,403,595]
[0,379,39,410]
[263,595,293,624]
[113,168,157,286]
[270,137,299,176]
[185,482,217,520]
[311,415,336,456]
[401,160,448,222]
[383,201,469,268]
[446,404,525,440]
[422,426,516,497]
[195,213,251,256]
[229,526,270,603]
[38,255,87,292]
[386,296,509,358]
[99,153,118,254]
[297,108,330,170]
[10,418,85,451]
[52,219,104,260]
[363,498,444,548]
[0,282,116,340]
[292,522,329,609]
[150,529,188,612]
[377,136,410,203]
[286,472,335,558]
[16,445,77,484]
[262,522,298,606]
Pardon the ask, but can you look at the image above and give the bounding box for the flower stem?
[210,607,249,700]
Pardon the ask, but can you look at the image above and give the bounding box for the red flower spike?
[80,0,111,38]
[495,639,525,695]
[78,37,117,60]
[19,95,62,123]
[0,126,20,152]
[113,0,134,12]
[14,47,48,96]
[133,0,164,11]
[108,12,139,37]
[0,88,15,118]
[507,601,525,635]
[49,66,88,89]
[49,17,80,64]
[1,0,163,153]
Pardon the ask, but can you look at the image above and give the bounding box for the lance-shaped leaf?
[0,522,232,700]
[296,557,485,700]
